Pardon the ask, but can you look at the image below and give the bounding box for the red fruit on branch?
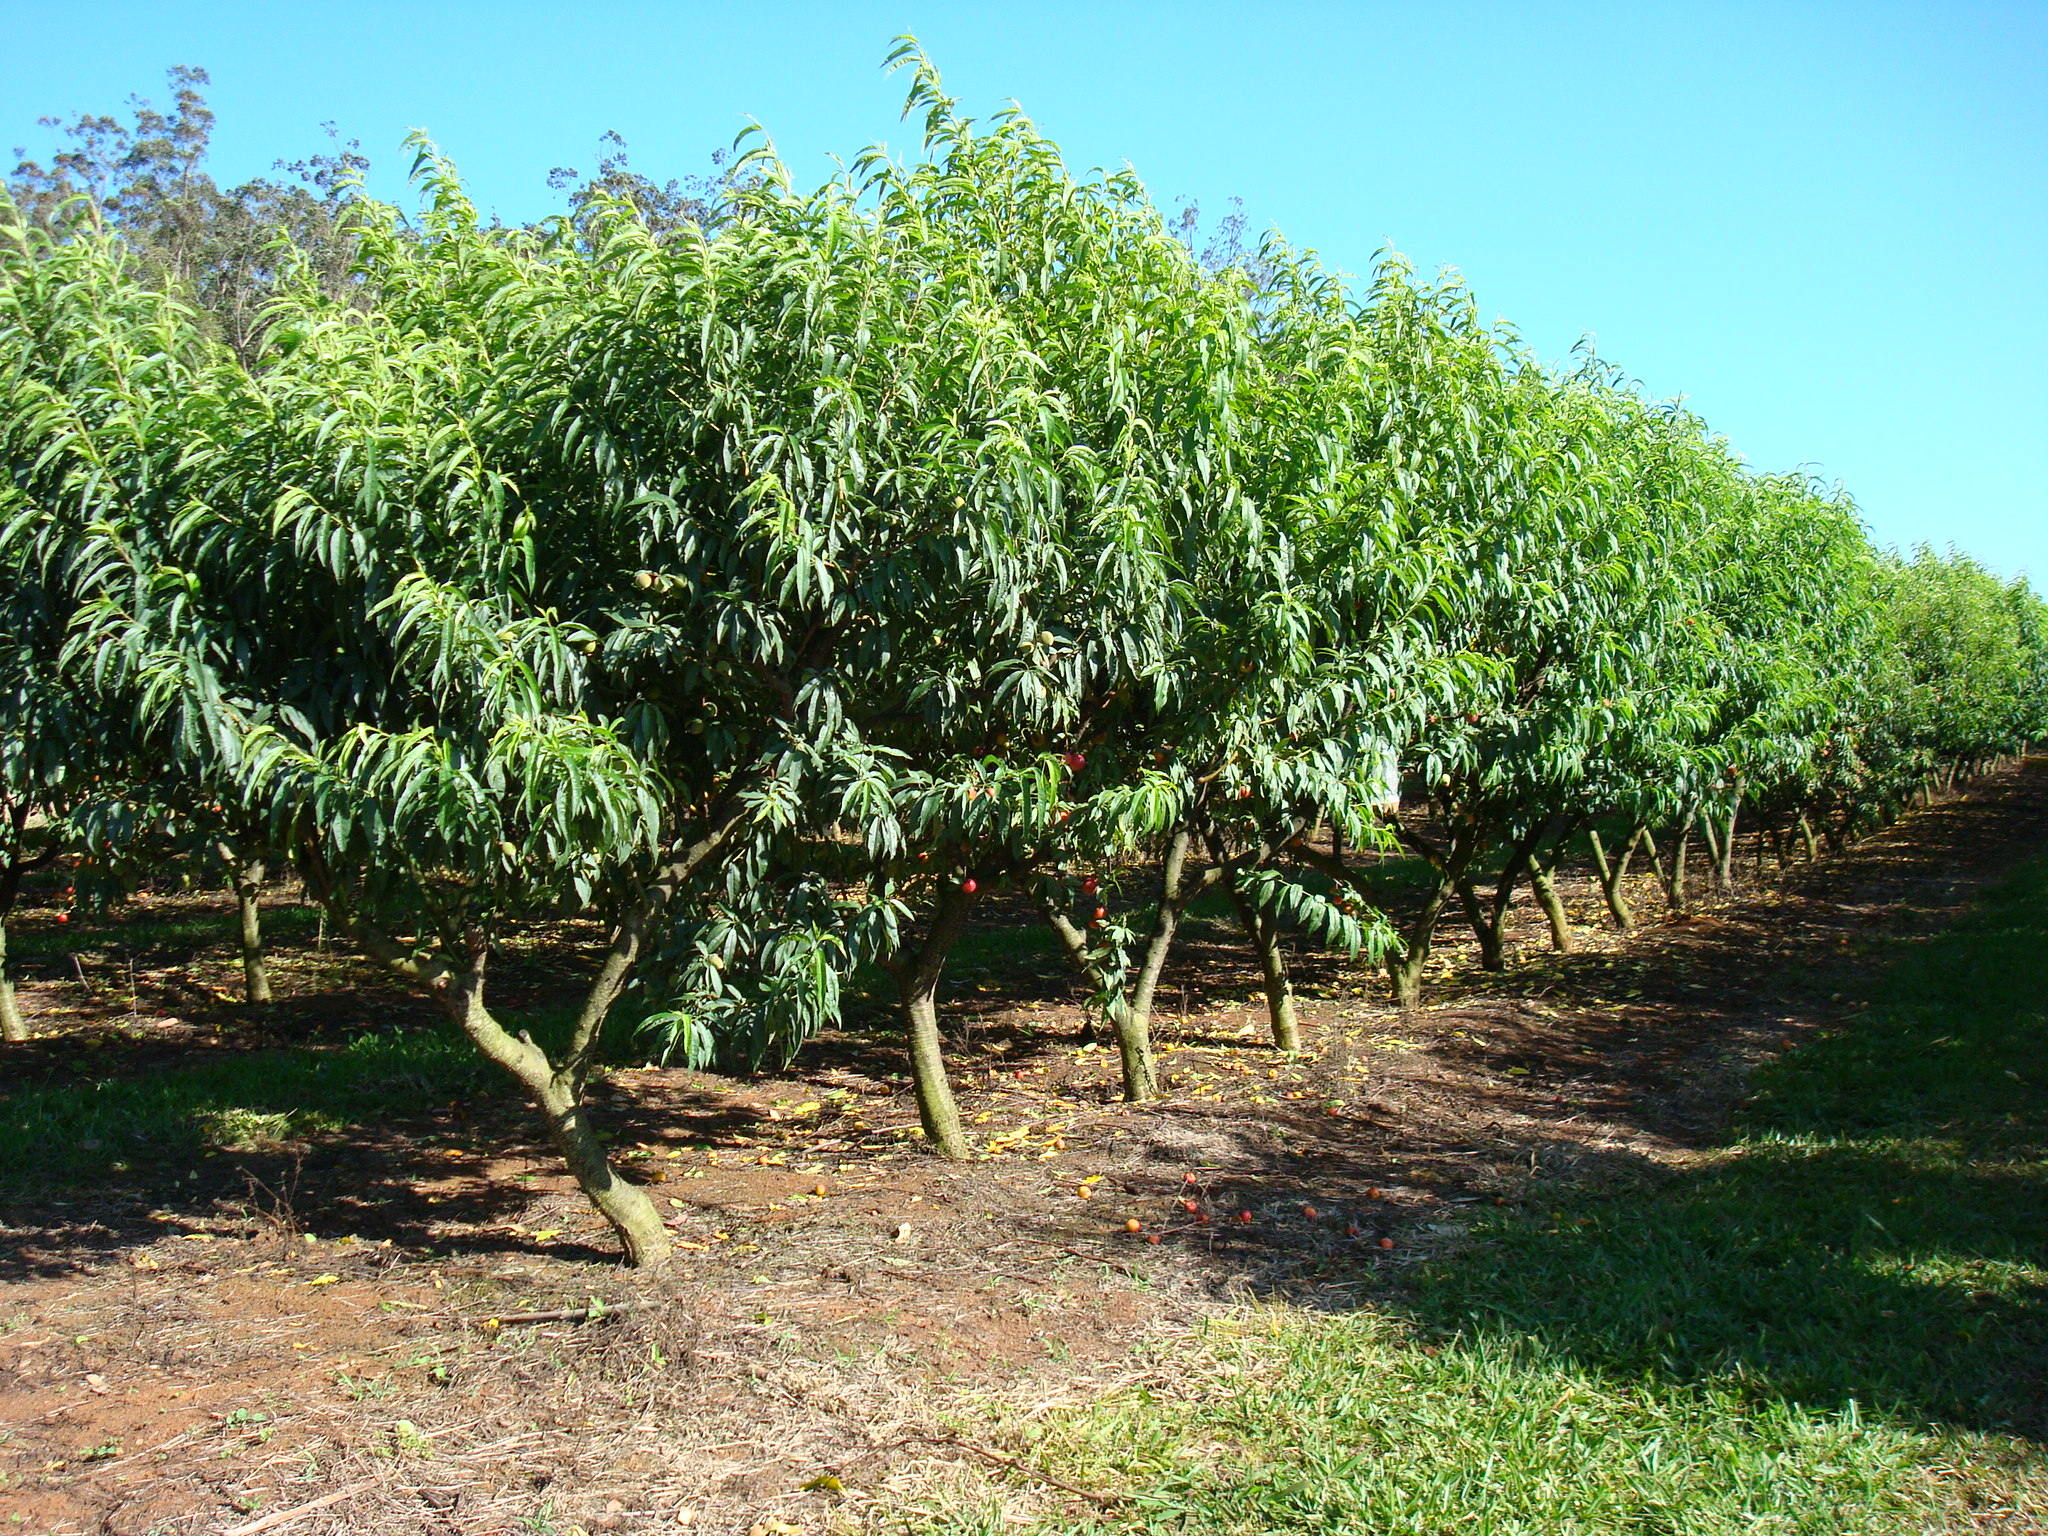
[1082,876,1098,895]
[961,879,978,894]
[55,913,68,924]
[1238,785,1253,800]
[1093,907,1106,921]
[1063,752,1086,772]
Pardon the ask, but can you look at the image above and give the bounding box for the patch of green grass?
[0,1024,495,1187]
[8,902,323,965]
[932,856,2048,1532]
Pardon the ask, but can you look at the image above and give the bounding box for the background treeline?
[4,51,2043,1266]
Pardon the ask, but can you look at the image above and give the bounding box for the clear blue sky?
[7,1,2042,579]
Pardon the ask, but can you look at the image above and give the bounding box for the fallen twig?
[894,1430,1123,1505]
[456,1296,678,1329]
[219,1479,374,1536]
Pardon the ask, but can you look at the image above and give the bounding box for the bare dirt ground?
[4,760,2046,1535]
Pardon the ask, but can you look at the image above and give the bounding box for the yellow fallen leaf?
[531,1229,561,1241]
[182,1233,214,1243]
[306,1274,339,1286]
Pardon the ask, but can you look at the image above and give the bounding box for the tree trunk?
[1696,810,1724,890]
[1388,874,1455,1010]
[1457,880,1507,970]
[0,918,25,1043]
[319,792,764,1269]
[895,881,978,1156]
[447,976,672,1268]
[1662,821,1692,914]
[230,853,270,1005]
[905,982,968,1158]
[1717,789,1741,890]
[1798,814,1820,862]
[1226,878,1299,1051]
[1587,827,1636,933]
[1,813,31,1041]
[1530,865,1573,953]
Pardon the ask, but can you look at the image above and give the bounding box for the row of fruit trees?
[4,50,2044,1264]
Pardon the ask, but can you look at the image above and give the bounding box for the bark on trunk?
[895,881,979,1156]
[1,807,31,1041]
[1799,814,1820,862]
[1717,789,1742,890]
[1696,811,1723,886]
[1661,819,1692,914]
[315,793,759,1268]
[1457,880,1507,970]
[447,967,672,1268]
[1388,874,1455,1011]
[1530,865,1573,953]
[1038,845,1179,1104]
[1587,827,1636,933]
[1226,879,1299,1051]
[0,919,25,1043]
[231,855,270,1005]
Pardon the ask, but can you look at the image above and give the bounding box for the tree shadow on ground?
[1390,841,2048,1442]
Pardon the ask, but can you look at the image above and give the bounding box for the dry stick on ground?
[888,1431,1125,1506]
[460,1298,681,1329]
[218,1480,378,1536]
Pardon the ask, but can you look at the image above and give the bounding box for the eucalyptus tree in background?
[9,66,368,362]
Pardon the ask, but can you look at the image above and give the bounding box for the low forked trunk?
[446,978,671,1267]
[1457,879,1508,970]
[1716,786,1742,890]
[314,798,756,1268]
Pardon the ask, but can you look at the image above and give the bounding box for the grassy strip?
[0,1024,497,1186]
[938,858,2048,1532]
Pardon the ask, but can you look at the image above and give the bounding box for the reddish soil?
[3,760,2046,1534]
